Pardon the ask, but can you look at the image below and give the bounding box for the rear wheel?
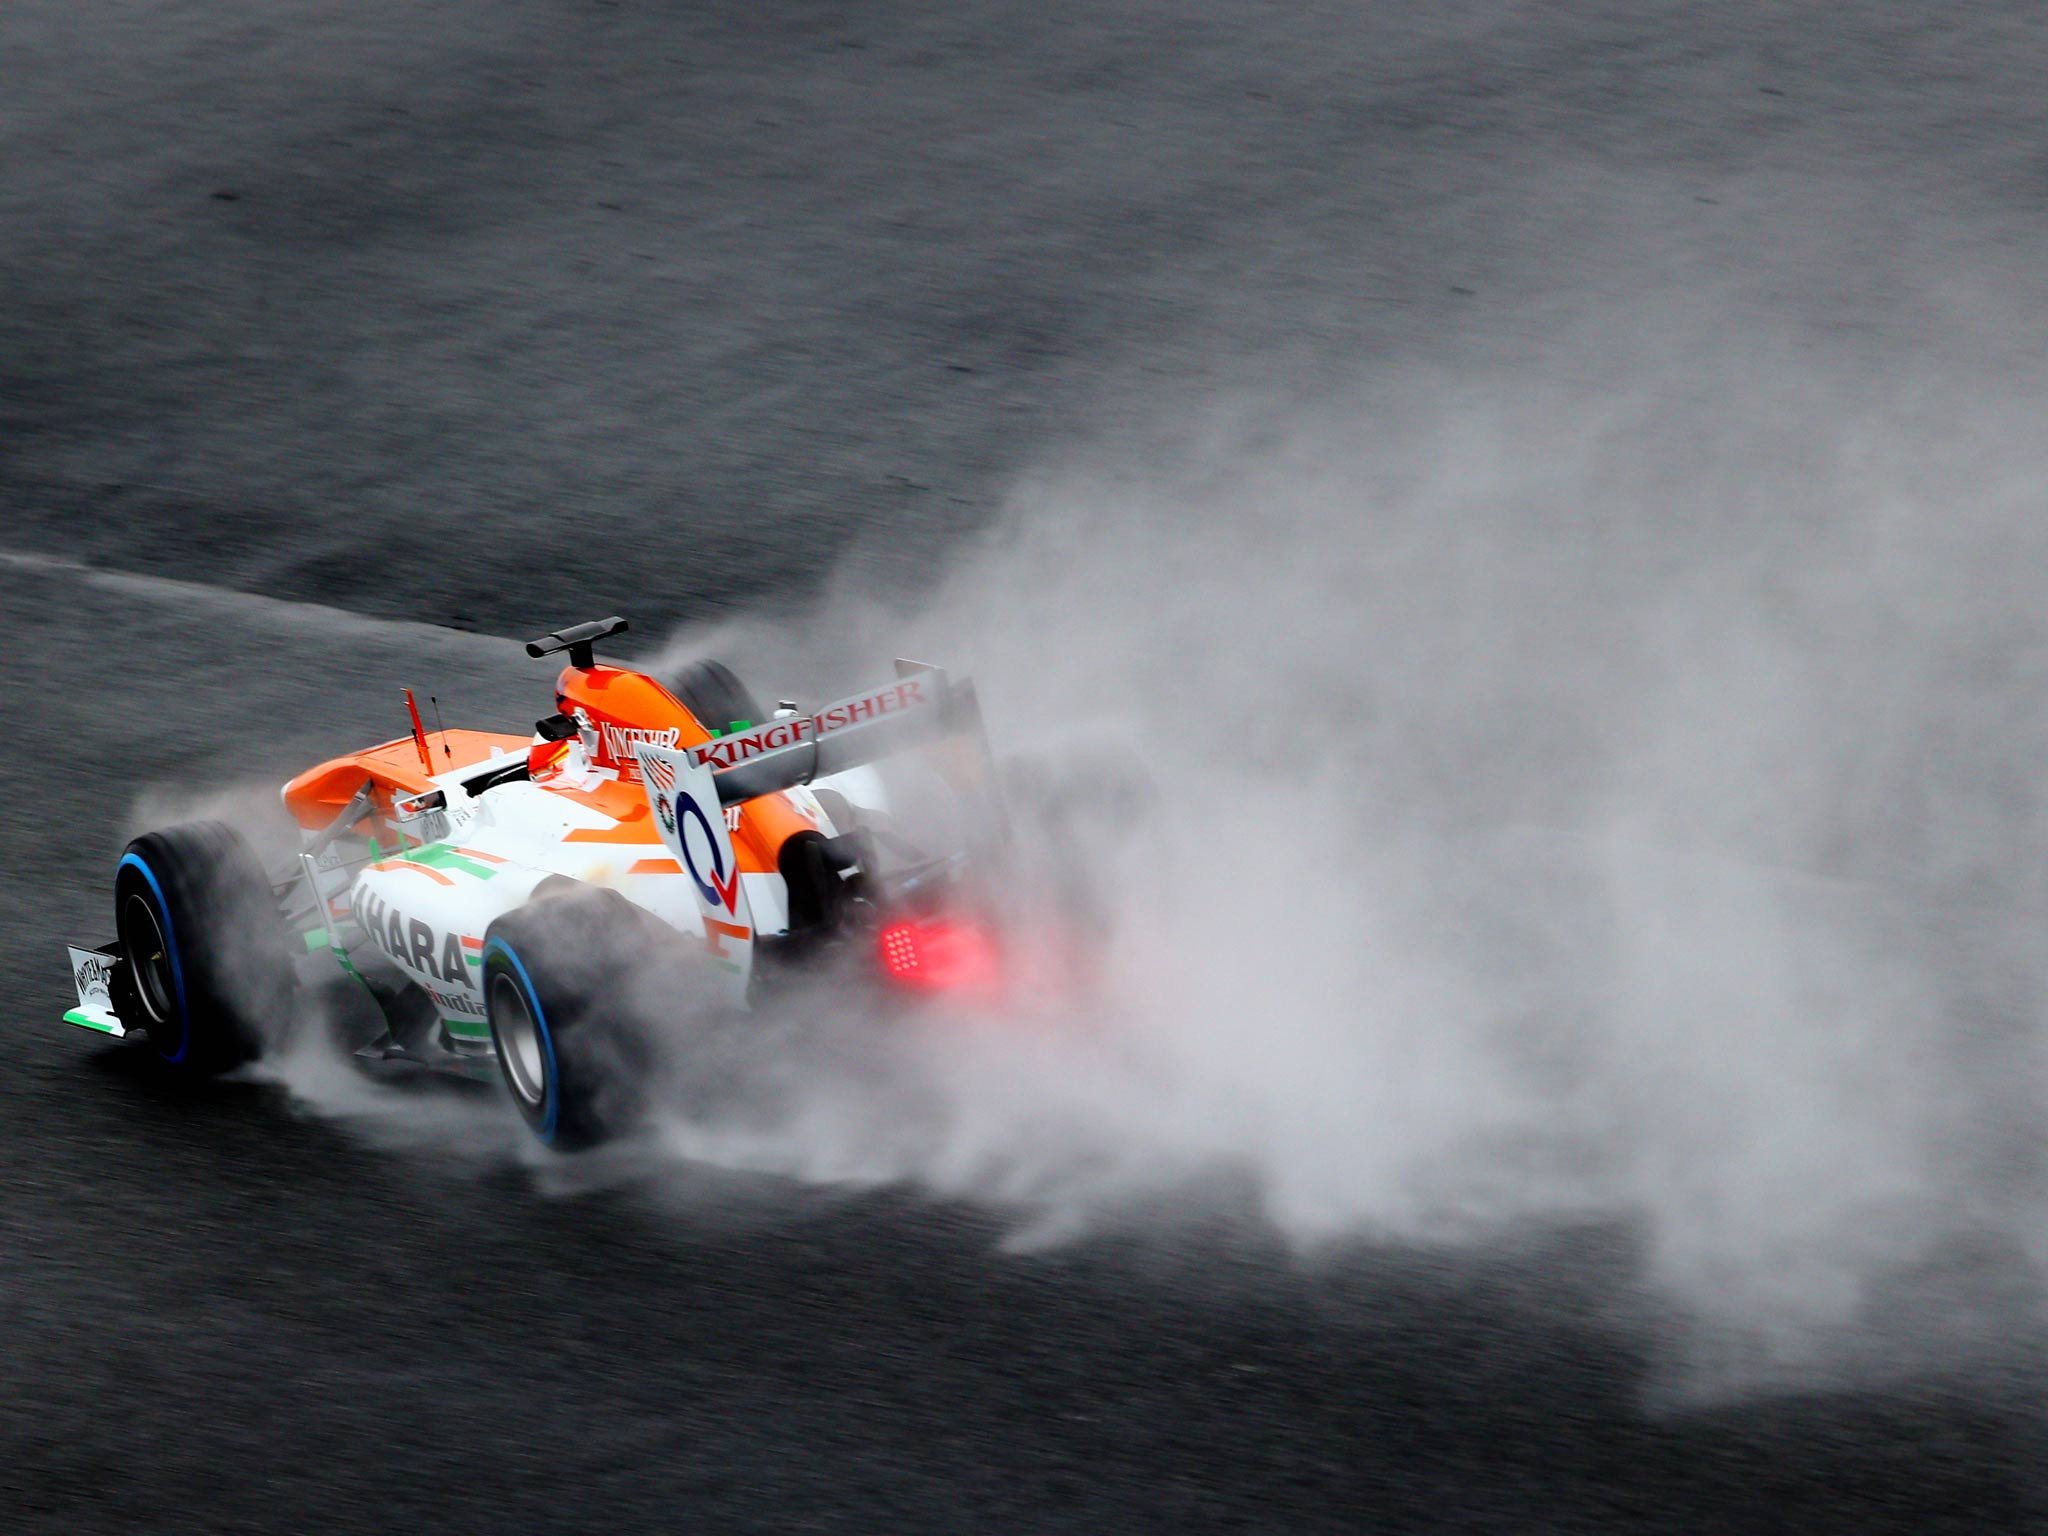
[113,822,294,1072]
[483,888,676,1150]
[666,658,765,738]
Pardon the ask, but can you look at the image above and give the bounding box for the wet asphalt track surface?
[10,3,2048,1531]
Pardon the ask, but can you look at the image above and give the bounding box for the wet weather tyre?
[113,822,294,1073]
[666,658,765,738]
[483,889,662,1151]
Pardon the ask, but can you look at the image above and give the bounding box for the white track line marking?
[0,545,520,657]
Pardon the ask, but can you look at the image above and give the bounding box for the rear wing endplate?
[696,664,969,807]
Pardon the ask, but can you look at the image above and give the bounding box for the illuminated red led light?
[876,919,1000,992]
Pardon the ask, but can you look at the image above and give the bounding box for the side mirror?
[393,789,447,823]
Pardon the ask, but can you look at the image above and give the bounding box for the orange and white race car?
[62,617,1006,1148]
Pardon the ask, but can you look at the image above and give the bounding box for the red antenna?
[403,688,433,773]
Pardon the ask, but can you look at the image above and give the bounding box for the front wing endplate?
[64,944,129,1037]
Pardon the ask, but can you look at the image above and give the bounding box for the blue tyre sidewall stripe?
[483,937,560,1143]
[118,852,191,1065]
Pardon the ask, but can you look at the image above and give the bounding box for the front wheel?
[113,822,294,1072]
[483,889,676,1150]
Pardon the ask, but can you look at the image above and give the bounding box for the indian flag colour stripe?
[403,844,505,881]
[373,859,455,885]
[461,936,483,967]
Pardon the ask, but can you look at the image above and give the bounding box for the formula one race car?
[63,617,1006,1147]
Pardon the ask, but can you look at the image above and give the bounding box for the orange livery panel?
[282,729,531,830]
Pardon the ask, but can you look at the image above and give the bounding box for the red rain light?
[877,919,1001,993]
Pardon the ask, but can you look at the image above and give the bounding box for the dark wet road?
[7,3,2048,1530]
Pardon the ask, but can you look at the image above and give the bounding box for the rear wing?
[696,664,989,809]
[631,662,1003,1000]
